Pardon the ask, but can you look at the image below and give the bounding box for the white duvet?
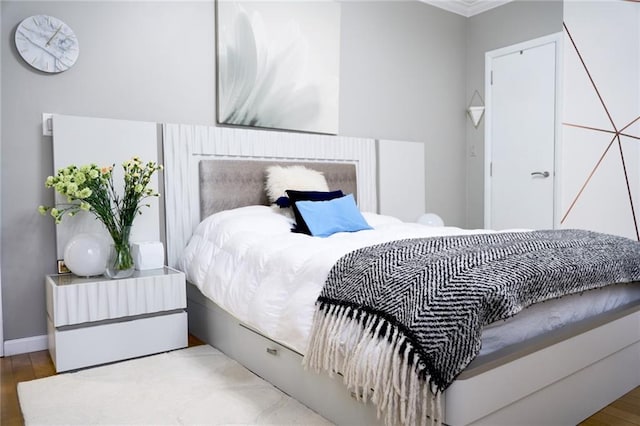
[179,205,640,356]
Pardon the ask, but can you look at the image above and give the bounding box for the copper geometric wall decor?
[561,21,640,240]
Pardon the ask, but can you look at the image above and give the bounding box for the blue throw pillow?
[294,194,373,237]
[286,189,344,234]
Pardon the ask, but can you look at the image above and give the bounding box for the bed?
[162,123,640,426]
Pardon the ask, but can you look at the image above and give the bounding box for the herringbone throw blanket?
[304,229,640,426]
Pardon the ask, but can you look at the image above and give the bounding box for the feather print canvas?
[216,1,341,134]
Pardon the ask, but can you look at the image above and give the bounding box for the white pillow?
[265,165,330,203]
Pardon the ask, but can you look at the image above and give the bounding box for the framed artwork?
[216,1,340,134]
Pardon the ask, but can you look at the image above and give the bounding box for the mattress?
[179,205,640,357]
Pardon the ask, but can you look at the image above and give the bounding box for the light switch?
[42,113,53,136]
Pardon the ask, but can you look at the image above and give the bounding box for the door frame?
[484,32,564,230]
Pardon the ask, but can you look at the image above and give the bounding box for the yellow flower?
[40,158,162,229]
[77,188,92,199]
[73,171,86,185]
[66,183,78,195]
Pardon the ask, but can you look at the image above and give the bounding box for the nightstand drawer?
[46,267,186,327]
[48,311,187,372]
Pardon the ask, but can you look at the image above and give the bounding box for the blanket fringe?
[303,304,442,426]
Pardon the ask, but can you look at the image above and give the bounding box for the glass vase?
[104,229,135,279]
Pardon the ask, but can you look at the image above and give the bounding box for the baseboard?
[3,334,48,356]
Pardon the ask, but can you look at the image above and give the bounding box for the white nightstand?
[46,267,188,372]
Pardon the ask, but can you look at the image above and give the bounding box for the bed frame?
[162,123,640,425]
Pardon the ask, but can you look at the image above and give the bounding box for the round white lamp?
[63,233,109,277]
[417,213,445,227]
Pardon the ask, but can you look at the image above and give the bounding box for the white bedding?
[179,205,640,356]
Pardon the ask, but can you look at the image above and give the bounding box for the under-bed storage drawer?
[186,285,381,425]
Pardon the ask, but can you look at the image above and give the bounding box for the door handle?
[531,171,550,178]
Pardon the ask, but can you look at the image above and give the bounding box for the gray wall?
[1,1,212,343]
[465,0,563,228]
[340,1,467,225]
[1,1,466,342]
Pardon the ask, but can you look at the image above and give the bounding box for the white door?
[485,36,558,230]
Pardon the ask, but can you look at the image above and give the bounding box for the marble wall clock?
[15,15,79,73]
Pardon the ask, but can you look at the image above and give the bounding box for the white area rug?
[18,345,332,425]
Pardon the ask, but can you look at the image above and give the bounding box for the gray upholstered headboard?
[162,122,376,268]
[199,159,357,219]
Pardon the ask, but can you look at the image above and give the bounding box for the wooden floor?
[2,336,639,425]
[578,387,640,426]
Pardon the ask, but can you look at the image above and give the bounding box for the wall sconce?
[467,90,485,128]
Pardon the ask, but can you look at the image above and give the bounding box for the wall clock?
[14,15,79,73]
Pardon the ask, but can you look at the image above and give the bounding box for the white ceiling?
[421,0,514,17]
